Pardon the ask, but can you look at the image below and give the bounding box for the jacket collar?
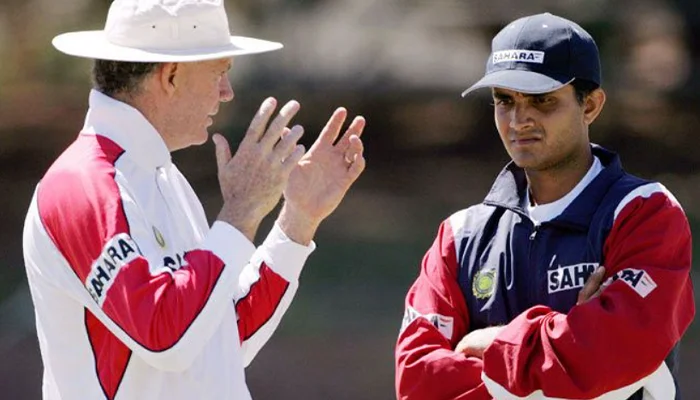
[81,89,172,170]
[483,144,625,228]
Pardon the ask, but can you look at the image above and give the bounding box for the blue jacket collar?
[483,144,625,228]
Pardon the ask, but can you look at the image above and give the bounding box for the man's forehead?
[491,85,572,97]
[201,57,233,68]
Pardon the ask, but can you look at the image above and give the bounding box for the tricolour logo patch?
[604,268,657,298]
[400,306,454,340]
[492,50,545,64]
[84,234,140,306]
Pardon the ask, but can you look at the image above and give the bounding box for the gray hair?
[92,60,159,97]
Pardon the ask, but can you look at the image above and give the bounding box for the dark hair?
[571,79,600,104]
[92,60,159,97]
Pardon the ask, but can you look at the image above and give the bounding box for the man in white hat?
[22,1,366,399]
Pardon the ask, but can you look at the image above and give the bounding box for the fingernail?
[280,101,299,116]
[262,97,276,111]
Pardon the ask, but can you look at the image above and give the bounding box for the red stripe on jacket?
[85,311,131,400]
[395,221,491,399]
[37,134,230,394]
[236,263,289,343]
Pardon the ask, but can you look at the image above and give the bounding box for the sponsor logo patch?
[492,49,545,64]
[84,234,140,306]
[400,306,454,340]
[548,263,598,294]
[604,268,657,298]
[472,269,497,299]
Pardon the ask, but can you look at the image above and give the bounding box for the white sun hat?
[52,0,283,62]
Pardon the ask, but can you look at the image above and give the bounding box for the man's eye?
[534,96,555,105]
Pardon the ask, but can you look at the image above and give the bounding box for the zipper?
[528,222,540,307]
[529,226,539,241]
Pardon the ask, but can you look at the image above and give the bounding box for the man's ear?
[157,62,180,96]
[583,88,606,126]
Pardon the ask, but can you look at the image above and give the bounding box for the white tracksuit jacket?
[23,90,314,399]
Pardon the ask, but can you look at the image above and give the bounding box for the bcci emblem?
[472,269,496,299]
[153,226,166,249]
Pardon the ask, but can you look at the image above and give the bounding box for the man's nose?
[219,77,234,103]
[509,102,535,132]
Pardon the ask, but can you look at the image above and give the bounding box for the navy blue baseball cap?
[462,13,601,96]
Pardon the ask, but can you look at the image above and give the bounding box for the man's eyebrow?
[492,91,551,99]
[492,91,512,99]
[219,61,232,72]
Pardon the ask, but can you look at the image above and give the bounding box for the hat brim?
[52,31,283,62]
[461,69,574,97]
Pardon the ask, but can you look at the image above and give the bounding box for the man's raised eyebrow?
[492,90,551,100]
[492,90,512,99]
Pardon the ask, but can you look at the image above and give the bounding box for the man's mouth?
[511,136,542,146]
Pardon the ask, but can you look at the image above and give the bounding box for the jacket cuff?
[251,222,316,282]
[201,221,256,276]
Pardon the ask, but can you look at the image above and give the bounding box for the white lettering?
[548,263,598,294]
[492,50,545,64]
[84,234,140,306]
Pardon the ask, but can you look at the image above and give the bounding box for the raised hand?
[278,107,366,245]
[213,98,305,241]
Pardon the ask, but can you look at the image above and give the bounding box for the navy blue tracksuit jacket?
[396,145,694,399]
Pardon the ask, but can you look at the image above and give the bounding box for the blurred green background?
[1,0,699,398]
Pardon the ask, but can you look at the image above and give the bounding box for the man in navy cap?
[395,13,694,399]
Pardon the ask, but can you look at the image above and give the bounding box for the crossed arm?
[453,265,607,360]
[395,190,694,399]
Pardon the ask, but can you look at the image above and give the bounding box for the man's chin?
[511,156,547,171]
[181,131,210,149]
[193,132,209,146]
[509,151,536,168]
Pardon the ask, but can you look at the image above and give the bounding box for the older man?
[23,1,365,399]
